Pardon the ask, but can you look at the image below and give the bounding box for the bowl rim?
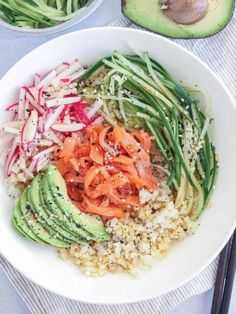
[0,0,104,35]
[0,26,236,304]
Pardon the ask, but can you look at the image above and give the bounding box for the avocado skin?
[28,174,87,244]
[122,0,235,39]
[46,164,110,241]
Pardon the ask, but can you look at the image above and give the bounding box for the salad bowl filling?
[0,50,218,276]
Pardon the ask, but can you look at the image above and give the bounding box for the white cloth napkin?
[0,12,235,314]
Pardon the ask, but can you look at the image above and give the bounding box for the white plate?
[0,28,236,304]
[0,0,103,35]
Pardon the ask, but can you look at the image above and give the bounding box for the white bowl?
[0,0,103,35]
[0,27,236,304]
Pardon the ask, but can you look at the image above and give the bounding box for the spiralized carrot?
[54,125,157,219]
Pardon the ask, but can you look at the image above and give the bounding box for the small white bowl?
[0,0,103,35]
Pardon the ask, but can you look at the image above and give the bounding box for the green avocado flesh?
[28,175,87,244]
[122,0,235,39]
[13,165,109,248]
[46,164,110,241]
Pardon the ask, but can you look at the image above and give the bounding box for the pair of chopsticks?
[211,230,236,314]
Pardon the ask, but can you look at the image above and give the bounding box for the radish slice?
[60,78,71,83]
[6,102,18,112]
[51,123,85,132]
[36,69,57,89]
[34,139,53,147]
[0,133,14,148]
[28,158,37,173]
[62,114,71,124]
[56,62,70,74]
[33,145,58,161]
[0,148,9,167]
[24,99,30,119]
[5,139,19,176]
[92,116,104,125]
[7,147,19,176]
[87,99,103,119]
[60,68,85,84]
[19,152,34,179]
[38,88,45,107]
[21,109,38,152]
[43,105,64,132]
[34,73,41,86]
[24,86,38,101]
[43,128,63,145]
[37,116,44,133]
[68,68,85,82]
[46,96,81,108]
[25,93,45,115]
[23,167,34,179]
[11,163,20,174]
[2,127,21,135]
[51,61,80,88]
[36,157,49,172]
[18,88,26,121]
[19,150,26,170]
[15,135,21,145]
[2,121,24,129]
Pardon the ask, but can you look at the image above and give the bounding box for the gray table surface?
[0,0,235,313]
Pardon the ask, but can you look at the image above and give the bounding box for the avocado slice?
[28,174,87,245]
[28,175,87,244]
[122,0,235,39]
[13,200,43,243]
[41,175,94,242]
[19,188,71,248]
[12,216,35,241]
[46,164,110,241]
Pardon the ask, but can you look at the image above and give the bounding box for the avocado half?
[122,0,235,39]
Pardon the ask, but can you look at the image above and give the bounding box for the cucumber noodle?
[0,0,88,29]
[78,51,218,220]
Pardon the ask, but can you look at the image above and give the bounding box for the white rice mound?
[59,180,196,276]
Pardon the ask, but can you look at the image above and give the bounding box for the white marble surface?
[0,0,235,313]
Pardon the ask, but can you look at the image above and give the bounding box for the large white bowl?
[0,0,103,35]
[0,28,236,304]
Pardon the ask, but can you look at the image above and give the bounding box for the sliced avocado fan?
[12,165,110,248]
[122,0,235,39]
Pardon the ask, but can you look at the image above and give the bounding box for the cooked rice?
[59,180,196,276]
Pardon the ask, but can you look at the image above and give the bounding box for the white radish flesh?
[51,61,81,88]
[43,105,64,132]
[36,69,57,89]
[43,128,63,145]
[1,121,24,129]
[34,73,41,87]
[51,123,85,132]
[87,99,103,119]
[21,109,38,150]
[18,88,26,121]
[33,145,58,161]
[46,96,81,108]
[2,127,21,135]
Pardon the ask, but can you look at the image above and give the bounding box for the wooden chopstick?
[211,238,232,314]
[220,230,236,314]
[211,230,236,314]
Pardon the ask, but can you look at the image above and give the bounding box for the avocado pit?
[161,0,208,25]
